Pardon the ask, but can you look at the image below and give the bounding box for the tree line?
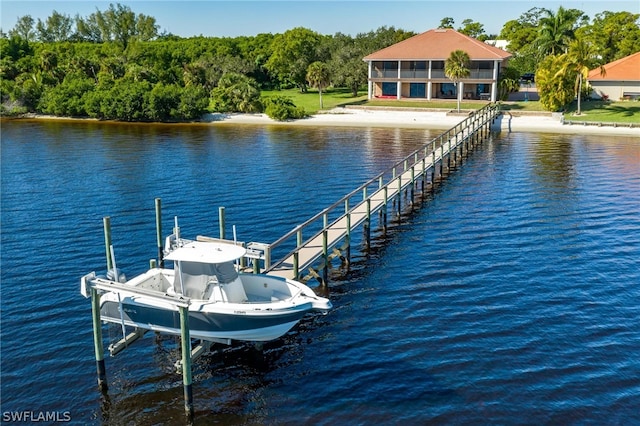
[1,3,638,120]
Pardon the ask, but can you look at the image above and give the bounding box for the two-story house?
[363,28,512,103]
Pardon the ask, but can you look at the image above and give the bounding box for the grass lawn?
[261,87,367,113]
[563,100,640,123]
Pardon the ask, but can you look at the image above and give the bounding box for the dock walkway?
[259,104,501,282]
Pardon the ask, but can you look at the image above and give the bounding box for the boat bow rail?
[81,272,191,308]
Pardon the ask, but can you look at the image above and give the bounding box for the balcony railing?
[470,70,494,79]
[373,69,495,80]
[400,70,429,79]
[372,70,399,78]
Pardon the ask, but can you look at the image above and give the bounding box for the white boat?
[81,231,332,343]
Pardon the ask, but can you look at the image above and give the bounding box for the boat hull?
[100,299,309,342]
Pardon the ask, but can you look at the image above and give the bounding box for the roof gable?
[588,51,640,81]
[363,28,512,61]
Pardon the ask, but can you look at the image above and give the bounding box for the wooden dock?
[83,104,499,420]
[257,104,501,283]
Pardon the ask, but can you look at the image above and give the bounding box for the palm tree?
[445,50,470,112]
[557,38,606,115]
[306,61,331,109]
[536,6,579,56]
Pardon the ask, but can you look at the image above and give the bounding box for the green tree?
[265,27,324,92]
[148,83,180,120]
[439,17,455,29]
[99,79,152,120]
[210,72,262,113]
[458,19,486,40]
[330,49,367,96]
[499,7,545,53]
[536,6,585,56]
[75,13,103,43]
[9,15,36,41]
[306,61,331,109]
[38,72,94,116]
[83,3,158,48]
[557,38,606,115]
[536,54,574,111]
[497,66,521,101]
[579,11,640,63]
[444,50,470,112]
[36,11,73,42]
[177,84,208,120]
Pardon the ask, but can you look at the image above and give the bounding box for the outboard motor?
[106,268,127,283]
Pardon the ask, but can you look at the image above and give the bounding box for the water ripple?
[1,122,639,424]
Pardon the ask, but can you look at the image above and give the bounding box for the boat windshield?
[214,261,238,284]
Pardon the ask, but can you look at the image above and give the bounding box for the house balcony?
[373,69,495,80]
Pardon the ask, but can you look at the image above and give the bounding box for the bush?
[177,85,208,120]
[38,73,94,116]
[263,95,306,121]
[209,72,262,113]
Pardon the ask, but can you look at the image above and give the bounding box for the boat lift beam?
[108,328,147,356]
[81,267,195,420]
[174,338,230,373]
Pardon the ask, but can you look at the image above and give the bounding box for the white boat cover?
[165,241,246,264]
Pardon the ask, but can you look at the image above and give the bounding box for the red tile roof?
[588,51,640,81]
[363,28,511,61]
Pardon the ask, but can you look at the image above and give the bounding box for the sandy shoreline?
[204,107,640,137]
[7,107,639,137]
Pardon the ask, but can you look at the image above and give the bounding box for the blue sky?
[1,0,638,38]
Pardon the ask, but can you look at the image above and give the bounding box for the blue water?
[1,120,639,424]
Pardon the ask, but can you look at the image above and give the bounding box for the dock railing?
[262,103,501,282]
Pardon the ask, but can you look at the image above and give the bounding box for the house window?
[382,82,397,96]
[440,83,456,97]
[409,83,426,98]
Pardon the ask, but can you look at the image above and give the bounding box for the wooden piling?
[179,306,194,420]
[322,211,329,284]
[155,198,163,268]
[382,186,388,233]
[365,198,371,248]
[218,207,225,239]
[91,288,107,391]
[396,175,402,217]
[345,199,351,262]
[293,227,301,279]
[103,217,113,271]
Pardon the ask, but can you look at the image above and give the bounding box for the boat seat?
[201,277,218,300]
[221,276,248,303]
[206,276,248,303]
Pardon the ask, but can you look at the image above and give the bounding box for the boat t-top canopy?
[165,241,246,264]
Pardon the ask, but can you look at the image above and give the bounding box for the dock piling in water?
[218,206,225,239]
[103,216,113,271]
[155,198,163,268]
[91,287,107,391]
[179,306,194,420]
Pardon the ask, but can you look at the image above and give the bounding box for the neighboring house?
[485,39,510,51]
[363,29,512,102]
[588,51,640,101]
